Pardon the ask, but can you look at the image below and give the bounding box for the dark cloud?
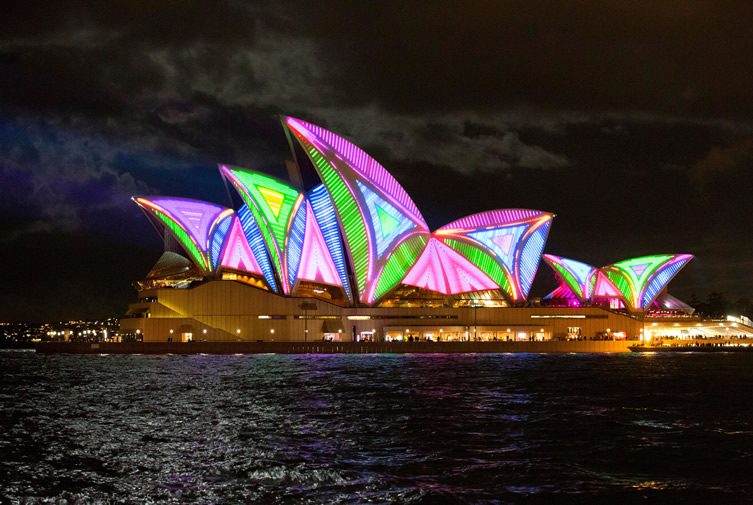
[2,1,261,47]
[691,138,753,200]
[294,1,753,119]
[1,1,751,320]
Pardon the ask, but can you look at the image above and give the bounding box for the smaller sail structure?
[434,209,554,303]
[542,255,598,302]
[133,196,232,272]
[601,254,694,311]
[544,253,694,311]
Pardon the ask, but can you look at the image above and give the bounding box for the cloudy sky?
[2,1,752,321]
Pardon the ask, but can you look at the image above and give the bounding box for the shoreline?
[35,340,633,354]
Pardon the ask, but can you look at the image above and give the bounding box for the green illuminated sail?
[220,166,303,293]
[153,210,208,270]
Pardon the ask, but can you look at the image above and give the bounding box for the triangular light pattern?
[258,187,285,218]
[613,255,672,289]
[593,271,622,298]
[376,205,400,238]
[220,216,262,275]
[468,225,528,273]
[356,180,414,257]
[403,238,499,295]
[492,234,514,256]
[444,251,499,294]
[401,240,444,293]
[631,263,648,277]
[297,202,343,287]
[237,204,278,292]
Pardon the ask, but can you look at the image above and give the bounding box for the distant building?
[121,117,704,343]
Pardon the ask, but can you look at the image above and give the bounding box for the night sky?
[2,1,752,321]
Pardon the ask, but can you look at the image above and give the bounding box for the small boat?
[629,344,753,353]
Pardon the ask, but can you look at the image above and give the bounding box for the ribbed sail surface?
[543,254,597,301]
[435,209,554,303]
[284,116,430,304]
[402,238,499,294]
[133,196,231,272]
[309,184,353,303]
[237,204,278,292]
[219,165,303,294]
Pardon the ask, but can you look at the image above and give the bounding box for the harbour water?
[2,350,753,503]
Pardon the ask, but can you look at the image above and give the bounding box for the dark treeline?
[689,293,753,320]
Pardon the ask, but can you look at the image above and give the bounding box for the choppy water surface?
[2,351,753,504]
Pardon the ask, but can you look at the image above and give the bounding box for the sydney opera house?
[120,116,710,343]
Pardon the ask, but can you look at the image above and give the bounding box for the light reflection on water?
[2,351,753,503]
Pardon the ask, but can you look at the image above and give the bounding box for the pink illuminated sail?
[593,271,621,298]
[402,238,499,294]
[220,216,262,275]
[297,203,342,286]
